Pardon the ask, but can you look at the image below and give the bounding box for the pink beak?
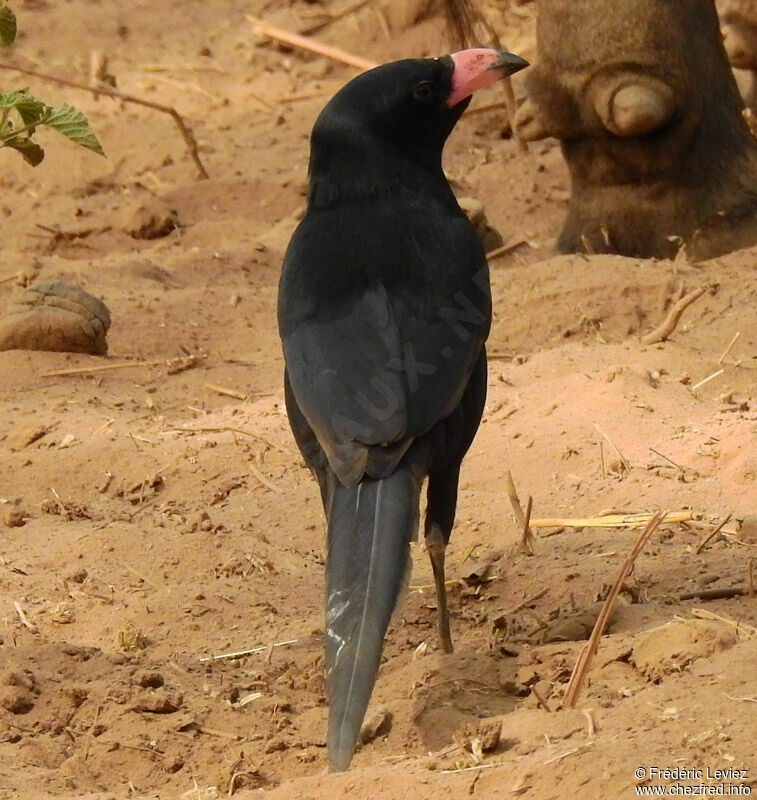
[446,48,529,108]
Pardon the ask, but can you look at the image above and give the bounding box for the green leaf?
[0,89,46,126]
[0,6,17,48]
[3,137,45,166]
[44,103,105,155]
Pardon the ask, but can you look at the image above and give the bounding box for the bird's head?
[308,48,528,204]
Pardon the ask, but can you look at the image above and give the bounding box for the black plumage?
[278,48,527,771]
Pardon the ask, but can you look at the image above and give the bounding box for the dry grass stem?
[203,383,248,401]
[723,692,757,703]
[562,511,666,708]
[718,331,741,364]
[13,600,38,632]
[486,238,528,260]
[41,360,165,377]
[593,424,631,473]
[690,608,757,639]
[199,638,297,663]
[441,762,508,775]
[691,368,725,392]
[505,587,548,615]
[521,495,535,554]
[249,463,284,493]
[250,17,378,71]
[505,471,535,544]
[543,742,593,765]
[0,62,209,179]
[649,447,685,472]
[531,510,693,529]
[695,513,733,554]
[640,286,707,345]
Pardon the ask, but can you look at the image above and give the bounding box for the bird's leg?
[425,522,454,653]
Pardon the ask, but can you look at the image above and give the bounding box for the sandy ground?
[1,2,756,798]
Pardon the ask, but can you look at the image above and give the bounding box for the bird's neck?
[307,130,454,209]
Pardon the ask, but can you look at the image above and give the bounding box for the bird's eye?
[413,81,436,103]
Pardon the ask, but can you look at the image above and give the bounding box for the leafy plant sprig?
[0,3,104,165]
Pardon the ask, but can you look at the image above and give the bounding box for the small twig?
[486,238,528,260]
[410,577,467,591]
[649,447,685,473]
[505,470,534,544]
[41,360,164,377]
[13,600,38,632]
[594,424,631,473]
[199,638,297,663]
[0,62,208,179]
[228,770,259,796]
[521,495,535,554]
[562,511,666,708]
[695,513,733,554]
[690,608,757,639]
[543,742,593,765]
[723,692,757,703]
[505,587,549,615]
[249,463,284,494]
[441,762,508,775]
[718,331,741,364]
[203,383,248,401]
[640,286,707,345]
[249,17,377,71]
[691,368,725,392]
[184,724,243,741]
[679,587,744,601]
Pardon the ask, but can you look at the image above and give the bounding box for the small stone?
[738,514,757,543]
[124,201,180,240]
[453,717,502,755]
[0,685,35,714]
[132,689,183,714]
[186,510,212,533]
[264,736,287,753]
[66,568,88,584]
[4,509,25,528]
[0,281,110,355]
[359,706,391,744]
[134,670,165,689]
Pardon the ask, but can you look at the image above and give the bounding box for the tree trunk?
[512,0,757,259]
[719,0,757,111]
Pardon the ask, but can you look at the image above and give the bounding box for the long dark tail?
[325,467,420,771]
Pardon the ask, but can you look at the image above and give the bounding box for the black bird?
[278,48,528,772]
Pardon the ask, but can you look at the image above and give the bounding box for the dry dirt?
[1,2,756,799]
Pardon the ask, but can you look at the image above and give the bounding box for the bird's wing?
[279,202,490,485]
[283,282,410,484]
